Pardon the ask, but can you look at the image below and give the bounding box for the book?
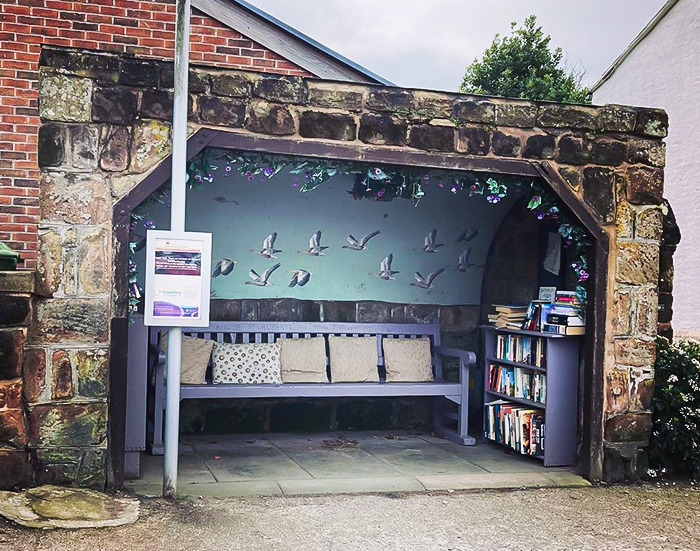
[542,323,585,336]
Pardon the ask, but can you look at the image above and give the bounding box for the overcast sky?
[248,0,668,91]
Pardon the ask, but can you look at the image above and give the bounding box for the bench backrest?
[149,319,444,379]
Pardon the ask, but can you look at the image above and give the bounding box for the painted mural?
[134,162,517,306]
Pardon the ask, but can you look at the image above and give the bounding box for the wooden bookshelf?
[481,325,581,467]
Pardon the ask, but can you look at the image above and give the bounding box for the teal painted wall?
[135,161,517,306]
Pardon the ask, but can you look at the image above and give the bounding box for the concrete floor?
[126,431,589,497]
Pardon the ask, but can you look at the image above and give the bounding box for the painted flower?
[225,165,232,172]
[377,188,386,197]
[264,166,275,177]
[247,175,254,181]
[291,182,299,188]
[423,174,430,180]
[487,194,501,203]
[578,270,589,282]
[451,185,459,194]
[143,220,155,228]
[245,170,253,177]
[374,168,382,176]
[438,181,445,188]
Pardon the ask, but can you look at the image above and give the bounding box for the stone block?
[356,302,392,322]
[77,448,107,488]
[36,227,62,296]
[628,139,665,168]
[659,250,673,293]
[629,368,654,411]
[141,89,173,120]
[76,349,108,398]
[0,271,35,294]
[495,103,536,127]
[537,104,598,130]
[366,88,413,111]
[582,167,615,224]
[0,294,31,326]
[39,74,92,122]
[299,111,356,141]
[23,348,46,403]
[408,125,455,152]
[211,73,250,97]
[131,120,171,173]
[157,61,174,89]
[188,70,210,93]
[636,208,663,241]
[50,349,73,400]
[38,123,65,167]
[308,85,363,112]
[405,304,439,323]
[39,48,119,82]
[0,330,24,380]
[627,166,664,205]
[658,292,673,324]
[28,402,108,447]
[452,100,495,124]
[605,368,629,413]
[439,306,479,333]
[0,409,28,447]
[33,447,81,486]
[522,134,555,159]
[491,131,521,157]
[413,92,455,119]
[253,75,307,104]
[616,242,659,286]
[32,299,109,345]
[69,125,99,170]
[321,301,356,322]
[634,108,668,138]
[613,338,656,368]
[557,166,581,191]
[597,104,636,133]
[92,87,139,125]
[0,450,33,489]
[245,100,295,135]
[0,378,23,409]
[210,299,242,321]
[359,113,407,146]
[99,125,131,172]
[660,199,681,248]
[611,289,633,336]
[199,95,246,127]
[605,413,652,443]
[457,126,490,155]
[556,135,590,165]
[119,58,159,87]
[591,139,627,166]
[40,172,109,225]
[615,200,634,239]
[257,298,298,321]
[78,227,108,295]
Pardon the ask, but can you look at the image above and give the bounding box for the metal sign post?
[163,0,191,499]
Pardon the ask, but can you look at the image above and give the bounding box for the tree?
[460,15,589,104]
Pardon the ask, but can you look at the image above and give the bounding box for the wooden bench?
[147,319,476,454]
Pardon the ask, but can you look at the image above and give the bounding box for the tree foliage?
[460,15,589,104]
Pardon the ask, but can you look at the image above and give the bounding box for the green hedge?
[648,337,700,479]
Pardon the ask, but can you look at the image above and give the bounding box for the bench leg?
[150,362,165,455]
[457,361,476,445]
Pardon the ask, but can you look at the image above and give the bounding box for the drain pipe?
[163,0,191,499]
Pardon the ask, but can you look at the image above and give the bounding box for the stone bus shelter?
[0,46,671,488]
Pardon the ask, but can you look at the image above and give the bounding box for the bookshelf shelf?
[482,325,580,467]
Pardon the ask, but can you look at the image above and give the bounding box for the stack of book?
[484,400,545,456]
[487,364,547,404]
[542,291,585,336]
[487,304,529,329]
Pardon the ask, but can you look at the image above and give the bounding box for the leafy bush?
[648,337,700,479]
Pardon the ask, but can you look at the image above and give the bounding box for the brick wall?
[0,0,313,269]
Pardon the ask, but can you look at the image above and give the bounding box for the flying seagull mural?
[343,230,381,251]
[370,254,399,281]
[245,263,281,286]
[298,231,329,256]
[422,229,443,253]
[410,267,446,290]
[456,227,479,243]
[212,258,236,278]
[288,269,311,287]
[250,232,281,259]
[457,248,484,273]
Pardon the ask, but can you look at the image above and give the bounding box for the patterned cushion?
[159,332,215,385]
[212,342,281,384]
[328,336,379,382]
[382,338,434,382]
[278,337,328,383]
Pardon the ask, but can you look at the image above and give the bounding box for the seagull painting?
[212,258,236,278]
[245,263,281,286]
[457,248,472,272]
[250,233,281,259]
[288,269,311,288]
[410,267,446,290]
[343,230,381,251]
[298,231,329,256]
[422,229,443,253]
[370,254,399,280]
[456,227,479,243]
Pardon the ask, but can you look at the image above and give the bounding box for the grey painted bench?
[147,319,476,454]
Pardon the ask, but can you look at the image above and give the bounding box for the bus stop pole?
[163,0,191,498]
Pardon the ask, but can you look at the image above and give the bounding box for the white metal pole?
[163,0,191,499]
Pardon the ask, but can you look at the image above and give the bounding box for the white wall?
[593,0,700,336]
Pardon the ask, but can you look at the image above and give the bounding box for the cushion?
[383,338,434,382]
[212,342,281,384]
[159,332,214,385]
[278,337,328,383]
[328,336,378,382]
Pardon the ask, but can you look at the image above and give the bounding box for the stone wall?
[28,47,669,485]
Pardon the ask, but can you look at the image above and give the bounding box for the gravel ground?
[1,483,699,551]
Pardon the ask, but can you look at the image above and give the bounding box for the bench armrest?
[434,346,476,366]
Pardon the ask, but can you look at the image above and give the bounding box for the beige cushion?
[212,342,281,384]
[328,336,378,382]
[159,332,214,385]
[278,337,328,383]
[383,338,434,382]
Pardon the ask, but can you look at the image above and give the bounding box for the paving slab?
[278,476,424,495]
[139,450,216,484]
[204,443,312,482]
[365,444,487,476]
[416,472,555,491]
